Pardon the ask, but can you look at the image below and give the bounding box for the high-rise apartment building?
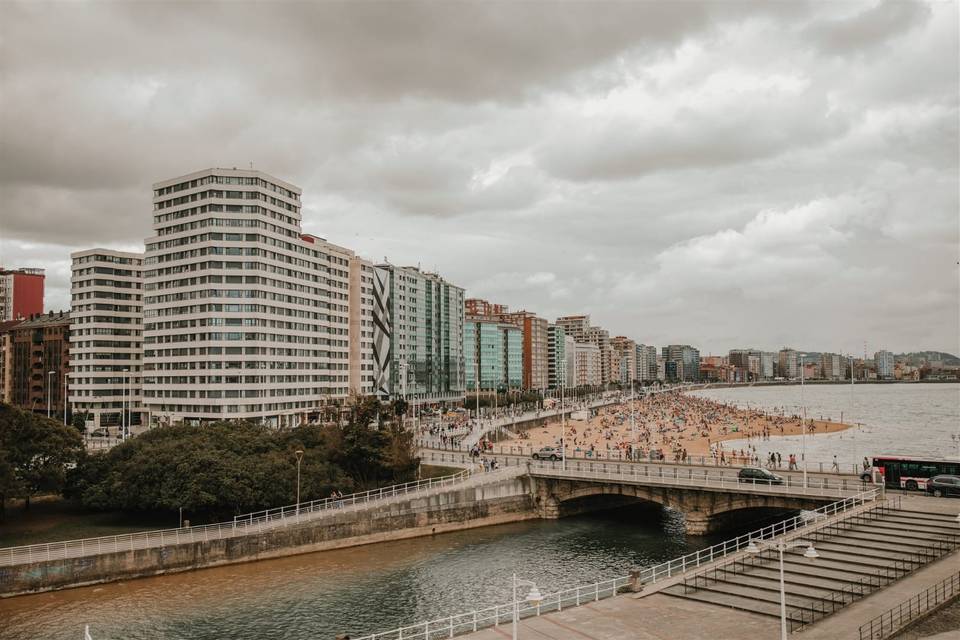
[611,336,637,385]
[347,255,377,397]
[761,352,776,379]
[143,168,360,427]
[500,311,549,391]
[875,350,895,380]
[574,342,601,387]
[546,324,567,389]
[372,264,465,401]
[10,311,70,416]
[778,348,799,379]
[0,268,45,321]
[564,335,576,389]
[464,315,521,391]
[635,344,658,382]
[69,250,145,430]
[820,352,842,381]
[556,315,613,384]
[662,344,700,382]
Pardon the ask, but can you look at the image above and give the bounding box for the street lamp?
[560,382,566,471]
[47,370,55,418]
[294,449,304,514]
[746,538,819,640]
[512,573,544,640]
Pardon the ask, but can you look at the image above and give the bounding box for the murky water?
[692,382,960,466]
[0,505,757,640]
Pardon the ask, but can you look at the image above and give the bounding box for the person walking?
[831,455,840,473]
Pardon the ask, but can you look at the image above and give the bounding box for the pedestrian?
[831,455,840,473]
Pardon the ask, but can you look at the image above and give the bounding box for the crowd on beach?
[507,391,852,468]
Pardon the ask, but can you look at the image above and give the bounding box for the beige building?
[69,249,145,431]
[142,168,371,427]
[574,342,601,387]
[611,336,637,385]
[556,315,613,385]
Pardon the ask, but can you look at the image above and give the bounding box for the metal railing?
[354,576,631,640]
[354,488,880,640]
[859,571,960,640]
[234,469,473,525]
[526,458,864,498]
[421,441,865,475]
[0,468,478,567]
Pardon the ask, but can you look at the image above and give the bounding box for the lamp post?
[294,449,304,514]
[746,538,819,640]
[63,374,68,425]
[512,573,544,640]
[47,370,55,418]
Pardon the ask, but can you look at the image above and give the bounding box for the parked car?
[925,475,960,498]
[90,428,110,438]
[738,467,784,485]
[532,446,564,461]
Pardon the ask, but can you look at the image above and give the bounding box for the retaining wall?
[0,474,535,597]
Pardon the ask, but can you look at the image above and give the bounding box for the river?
[1,504,769,640]
[692,382,960,467]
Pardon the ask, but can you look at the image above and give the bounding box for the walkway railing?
[234,469,473,525]
[858,571,960,640]
[354,488,880,640]
[0,469,475,567]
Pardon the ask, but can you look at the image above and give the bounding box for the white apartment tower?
[143,168,361,427]
[69,250,145,431]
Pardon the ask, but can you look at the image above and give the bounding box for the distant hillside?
[896,351,960,367]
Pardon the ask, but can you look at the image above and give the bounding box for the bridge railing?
[526,458,868,496]
[421,441,865,475]
[0,468,474,568]
[354,487,880,640]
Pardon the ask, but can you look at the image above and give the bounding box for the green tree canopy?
[0,403,84,514]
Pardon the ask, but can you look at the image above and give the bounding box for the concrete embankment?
[0,471,534,597]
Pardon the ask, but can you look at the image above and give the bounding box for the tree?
[0,403,84,510]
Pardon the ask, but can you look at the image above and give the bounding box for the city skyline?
[1,1,958,356]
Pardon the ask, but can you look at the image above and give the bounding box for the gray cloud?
[0,0,956,356]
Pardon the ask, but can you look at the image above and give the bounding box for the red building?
[0,268,45,321]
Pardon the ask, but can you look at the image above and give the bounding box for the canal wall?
[0,472,536,597]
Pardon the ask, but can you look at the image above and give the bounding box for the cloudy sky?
[1,0,957,356]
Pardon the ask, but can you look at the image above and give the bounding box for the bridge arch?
[532,477,829,534]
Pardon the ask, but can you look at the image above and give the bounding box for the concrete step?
[738,565,874,593]
[880,511,960,531]
[813,531,936,554]
[679,579,841,612]
[660,586,787,621]
[843,521,956,544]
[780,556,907,582]
[699,571,842,601]
[810,540,934,564]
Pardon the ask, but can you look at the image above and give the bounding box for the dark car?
[532,446,563,461]
[925,475,960,498]
[738,467,784,485]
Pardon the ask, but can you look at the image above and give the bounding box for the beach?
[500,391,853,464]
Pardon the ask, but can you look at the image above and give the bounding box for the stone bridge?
[421,449,865,535]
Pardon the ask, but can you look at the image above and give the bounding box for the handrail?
[858,571,960,640]
[0,468,476,567]
[354,488,880,640]
[526,459,865,498]
[420,441,866,476]
[234,469,473,524]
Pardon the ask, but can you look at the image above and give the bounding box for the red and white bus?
[871,455,960,491]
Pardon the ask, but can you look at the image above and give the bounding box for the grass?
[0,496,177,547]
[419,464,463,479]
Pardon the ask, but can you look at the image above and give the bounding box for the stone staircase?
[662,504,960,632]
